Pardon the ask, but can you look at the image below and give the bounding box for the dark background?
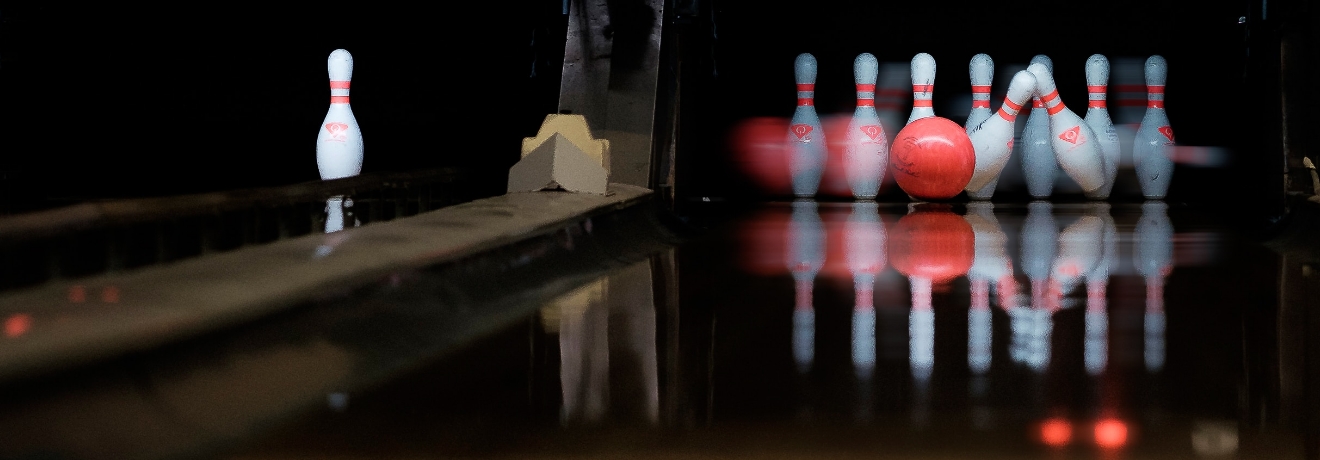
[0,1,1307,218]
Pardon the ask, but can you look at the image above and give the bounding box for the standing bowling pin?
[1027,61,1106,193]
[965,54,994,134]
[966,70,1037,199]
[1134,55,1175,199]
[788,53,827,198]
[846,53,889,199]
[1021,55,1058,199]
[1084,55,1121,200]
[316,49,364,180]
[907,53,937,125]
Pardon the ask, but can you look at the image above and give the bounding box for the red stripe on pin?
[1147,85,1166,94]
[1148,100,1165,108]
[331,96,350,104]
[972,100,990,108]
[971,85,991,93]
[797,84,815,92]
[1115,84,1145,92]
[330,81,351,89]
[856,84,875,92]
[1087,85,1107,93]
[912,84,933,93]
[798,98,814,106]
[913,100,933,107]
[1040,89,1059,103]
[1033,99,1045,108]
[998,108,1015,121]
[1118,100,1147,107]
[1004,99,1023,111]
[858,100,875,107]
[1089,100,1107,108]
[1047,102,1066,115]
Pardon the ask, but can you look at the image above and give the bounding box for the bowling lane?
[215,201,1308,459]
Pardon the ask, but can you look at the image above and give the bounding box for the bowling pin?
[964,202,1010,374]
[1021,55,1058,199]
[1017,201,1057,372]
[845,202,884,381]
[876,62,911,143]
[1084,55,1121,200]
[316,49,364,180]
[965,54,995,134]
[788,54,827,198]
[1134,55,1175,199]
[787,200,825,373]
[845,53,890,199]
[1134,201,1172,373]
[1027,61,1106,193]
[907,53,937,125]
[1083,203,1116,375]
[966,70,1037,198]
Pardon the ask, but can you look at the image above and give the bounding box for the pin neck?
[330,80,351,104]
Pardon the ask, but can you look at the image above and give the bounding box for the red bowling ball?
[889,117,975,201]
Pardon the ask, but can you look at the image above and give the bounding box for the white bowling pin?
[907,53,937,125]
[965,54,994,134]
[845,202,884,380]
[1084,55,1121,200]
[1027,61,1106,193]
[787,200,825,373]
[1134,55,1175,199]
[788,54,827,198]
[846,53,889,199]
[966,70,1037,198]
[1021,55,1058,199]
[316,49,364,180]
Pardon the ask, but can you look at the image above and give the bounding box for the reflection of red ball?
[889,117,975,201]
[888,205,974,283]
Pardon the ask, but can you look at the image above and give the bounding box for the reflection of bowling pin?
[1021,55,1058,199]
[965,54,994,134]
[316,49,364,180]
[1084,203,1116,375]
[846,53,890,200]
[1134,55,1175,199]
[1051,214,1105,300]
[788,54,827,198]
[787,201,825,373]
[1135,201,1172,373]
[846,202,884,380]
[964,202,1009,375]
[966,70,1037,199]
[1017,201,1057,371]
[907,53,937,125]
[1084,55,1121,200]
[1027,62,1106,193]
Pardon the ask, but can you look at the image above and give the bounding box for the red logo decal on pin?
[1158,126,1174,142]
[791,124,813,141]
[1059,126,1085,145]
[860,125,883,141]
[325,122,349,141]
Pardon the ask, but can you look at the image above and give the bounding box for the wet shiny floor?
[220,200,1311,459]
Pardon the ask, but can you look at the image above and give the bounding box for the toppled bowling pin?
[1021,55,1058,199]
[1027,61,1106,193]
[966,70,1037,199]
[907,53,937,125]
[1084,55,1121,200]
[316,49,364,180]
[845,53,890,200]
[788,54,827,198]
[965,54,995,134]
[1134,55,1175,199]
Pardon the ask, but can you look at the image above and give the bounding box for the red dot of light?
[5,314,32,338]
[1094,418,1129,449]
[1039,418,1072,447]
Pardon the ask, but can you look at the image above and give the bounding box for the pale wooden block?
[521,114,611,175]
[508,133,609,195]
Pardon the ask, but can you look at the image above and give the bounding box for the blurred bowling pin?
[1027,61,1106,193]
[845,202,884,381]
[1017,201,1057,371]
[1021,55,1058,199]
[787,201,825,373]
[907,53,937,125]
[317,49,364,180]
[964,202,1010,375]
[1084,55,1121,200]
[788,54,827,198]
[846,53,890,200]
[965,54,994,134]
[1135,201,1172,373]
[966,70,1037,199]
[1051,214,1105,299]
[876,62,911,142]
[1134,55,1175,199]
[1083,203,1116,375]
